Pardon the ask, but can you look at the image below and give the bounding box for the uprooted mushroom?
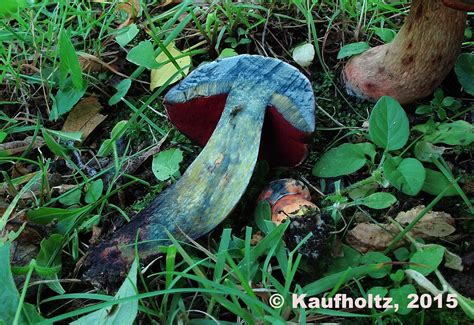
[258,179,329,259]
[342,0,474,104]
[82,55,315,289]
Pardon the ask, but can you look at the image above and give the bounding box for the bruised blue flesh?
[83,55,315,289]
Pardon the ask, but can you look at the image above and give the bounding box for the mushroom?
[258,178,317,225]
[342,0,474,104]
[258,179,328,259]
[83,55,315,289]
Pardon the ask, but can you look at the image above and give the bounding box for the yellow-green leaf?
[150,43,191,91]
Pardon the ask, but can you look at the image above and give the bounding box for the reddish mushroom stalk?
[83,55,315,289]
[343,0,473,104]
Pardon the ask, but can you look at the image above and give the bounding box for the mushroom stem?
[83,85,269,288]
[343,0,467,104]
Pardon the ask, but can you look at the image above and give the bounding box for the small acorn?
[258,179,329,259]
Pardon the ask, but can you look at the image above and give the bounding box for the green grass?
[1,0,473,323]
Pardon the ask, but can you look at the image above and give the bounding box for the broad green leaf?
[337,42,370,59]
[27,206,89,234]
[152,148,183,181]
[115,24,139,48]
[59,187,82,206]
[312,143,374,177]
[454,53,474,95]
[383,157,425,196]
[71,259,139,324]
[421,168,458,196]
[37,234,65,294]
[50,78,87,120]
[393,247,410,261]
[409,244,445,276]
[372,27,396,43]
[414,141,445,162]
[150,42,191,91]
[126,40,160,69]
[108,79,132,105]
[357,192,397,209]
[59,29,83,89]
[218,48,238,58]
[85,179,103,204]
[0,243,44,324]
[369,96,409,151]
[0,243,20,324]
[389,284,417,315]
[0,0,27,16]
[417,120,474,146]
[360,252,392,279]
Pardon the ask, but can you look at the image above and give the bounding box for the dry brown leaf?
[62,97,107,142]
[117,0,140,27]
[346,205,455,253]
[0,136,44,156]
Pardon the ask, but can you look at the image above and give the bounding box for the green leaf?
[126,40,161,69]
[414,141,445,162]
[389,284,417,315]
[357,192,397,209]
[71,259,139,324]
[151,148,184,181]
[418,121,474,146]
[312,143,374,177]
[59,29,83,89]
[254,201,274,234]
[42,129,69,157]
[422,168,458,196]
[115,24,139,48]
[393,247,410,261]
[372,27,396,43]
[98,120,129,156]
[409,244,445,276]
[108,79,132,105]
[369,96,409,151]
[59,187,82,206]
[383,157,425,196]
[85,179,103,204]
[454,53,474,95]
[150,42,191,91]
[360,252,392,279]
[0,243,20,324]
[50,78,87,120]
[37,234,65,294]
[218,48,238,58]
[337,42,370,59]
[0,131,7,143]
[27,206,89,234]
[0,0,27,17]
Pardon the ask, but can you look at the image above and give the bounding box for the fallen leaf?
[346,206,455,253]
[150,42,191,91]
[117,0,141,27]
[0,136,45,156]
[62,97,107,142]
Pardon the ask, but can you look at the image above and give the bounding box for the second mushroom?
[343,0,473,104]
[83,55,315,289]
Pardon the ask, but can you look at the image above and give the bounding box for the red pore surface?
[165,95,311,167]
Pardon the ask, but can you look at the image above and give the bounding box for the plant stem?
[13,260,36,325]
